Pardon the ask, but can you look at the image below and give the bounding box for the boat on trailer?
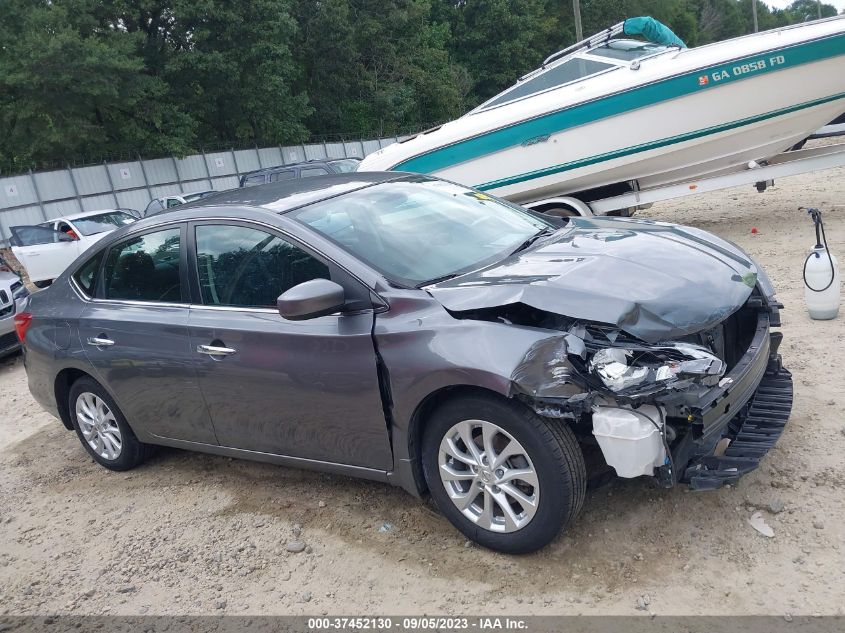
[360,16,845,213]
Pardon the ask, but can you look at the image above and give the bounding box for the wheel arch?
[523,197,593,217]
[54,367,94,430]
[405,385,519,495]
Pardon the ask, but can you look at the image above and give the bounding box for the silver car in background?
[0,256,29,357]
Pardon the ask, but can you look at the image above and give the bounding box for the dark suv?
[239,158,360,187]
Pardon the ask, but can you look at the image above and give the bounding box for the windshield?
[289,178,554,287]
[479,57,613,110]
[73,211,136,236]
[588,40,669,61]
[329,159,360,173]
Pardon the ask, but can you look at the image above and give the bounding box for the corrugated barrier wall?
[0,137,400,246]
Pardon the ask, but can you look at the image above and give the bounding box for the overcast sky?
[766,0,845,11]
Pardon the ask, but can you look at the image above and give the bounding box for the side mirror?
[277,279,345,321]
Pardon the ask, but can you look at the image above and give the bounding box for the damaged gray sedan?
[17,173,792,553]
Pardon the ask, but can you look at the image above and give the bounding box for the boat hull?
[360,18,845,204]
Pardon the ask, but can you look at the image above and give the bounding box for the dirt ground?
[1,148,843,617]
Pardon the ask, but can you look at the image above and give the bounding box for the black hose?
[802,208,836,293]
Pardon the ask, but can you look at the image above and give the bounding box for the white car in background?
[10,209,137,288]
[143,190,216,216]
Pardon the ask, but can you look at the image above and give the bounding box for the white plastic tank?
[592,405,666,478]
[804,247,840,320]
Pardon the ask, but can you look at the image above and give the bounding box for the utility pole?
[752,0,759,32]
[817,0,822,19]
[573,0,583,41]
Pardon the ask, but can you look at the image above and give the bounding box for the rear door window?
[102,227,183,302]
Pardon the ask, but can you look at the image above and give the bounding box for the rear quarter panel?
[21,281,89,419]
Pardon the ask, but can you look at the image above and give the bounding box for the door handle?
[196,344,237,356]
[86,336,115,347]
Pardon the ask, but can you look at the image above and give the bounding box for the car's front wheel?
[421,394,586,554]
[68,377,150,471]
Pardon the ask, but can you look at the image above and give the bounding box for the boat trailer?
[523,141,845,217]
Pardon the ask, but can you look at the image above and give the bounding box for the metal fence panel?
[43,199,82,220]
[115,190,152,212]
[143,158,178,185]
[183,179,214,193]
[204,151,236,178]
[344,141,365,158]
[1,174,38,208]
[258,147,283,169]
[304,144,326,161]
[361,140,383,155]
[0,135,401,246]
[33,170,76,201]
[233,149,261,173]
[281,145,306,164]
[211,176,240,191]
[149,183,185,198]
[0,205,43,242]
[174,155,207,181]
[72,165,111,196]
[82,194,119,212]
[323,143,346,159]
[107,161,146,191]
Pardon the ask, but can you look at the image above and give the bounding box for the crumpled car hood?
[427,216,758,343]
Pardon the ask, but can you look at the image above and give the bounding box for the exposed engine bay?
[448,288,785,489]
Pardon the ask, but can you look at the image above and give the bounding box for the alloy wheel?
[437,419,539,533]
[75,392,122,461]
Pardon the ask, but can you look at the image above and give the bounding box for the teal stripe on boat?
[476,91,845,191]
[393,32,845,174]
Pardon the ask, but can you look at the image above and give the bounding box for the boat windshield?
[587,39,670,61]
[479,57,614,110]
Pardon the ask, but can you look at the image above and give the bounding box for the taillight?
[14,312,32,343]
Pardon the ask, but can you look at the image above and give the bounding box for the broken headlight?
[588,344,726,393]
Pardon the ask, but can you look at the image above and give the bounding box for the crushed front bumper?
[682,360,793,490]
[660,308,793,490]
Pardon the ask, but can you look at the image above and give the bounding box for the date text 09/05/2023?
[308,616,529,630]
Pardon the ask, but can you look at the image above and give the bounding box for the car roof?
[241,158,360,178]
[184,171,413,214]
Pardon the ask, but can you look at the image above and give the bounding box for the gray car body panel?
[19,173,785,498]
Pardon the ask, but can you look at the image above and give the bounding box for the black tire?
[421,393,586,554]
[68,377,150,471]
[542,206,578,218]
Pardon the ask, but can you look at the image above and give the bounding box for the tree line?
[0,0,839,173]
